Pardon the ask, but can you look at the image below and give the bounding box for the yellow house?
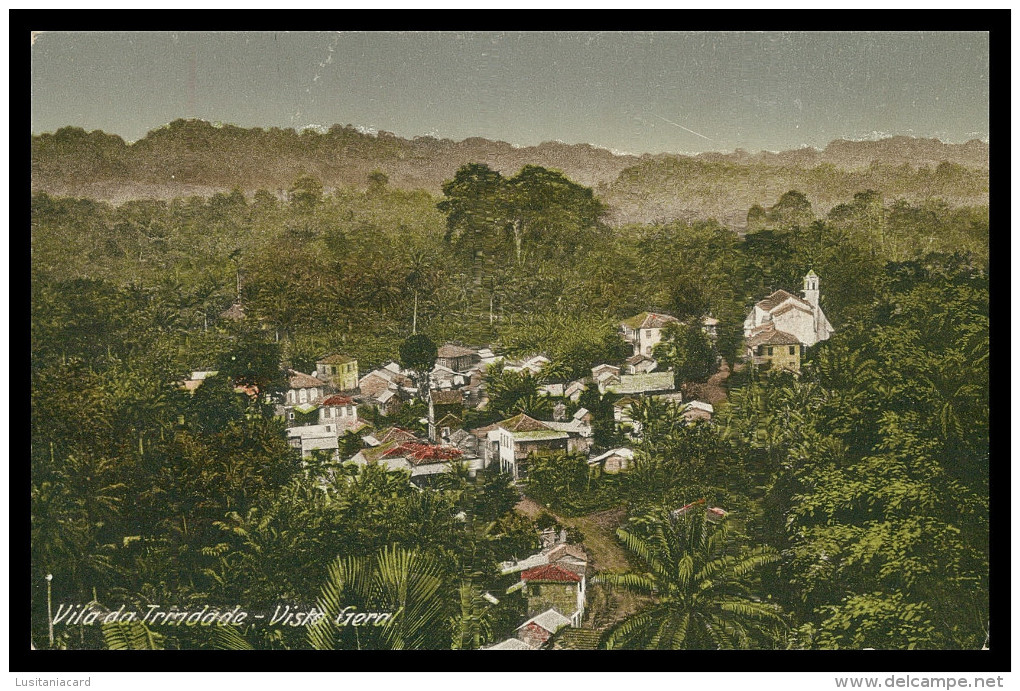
[316,353,359,391]
[746,326,803,373]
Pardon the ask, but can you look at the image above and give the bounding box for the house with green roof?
[494,414,570,480]
[315,353,359,391]
[620,311,680,357]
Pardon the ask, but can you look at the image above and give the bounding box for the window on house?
[767,347,774,356]
[756,346,763,356]
[325,425,331,432]
[789,346,796,355]
[801,345,806,356]
[288,391,295,404]
[288,412,294,420]
[644,330,652,338]
[299,389,307,403]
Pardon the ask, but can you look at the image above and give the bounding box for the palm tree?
[596,509,785,649]
[307,544,452,650]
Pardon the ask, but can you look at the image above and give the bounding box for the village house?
[358,362,415,396]
[624,353,658,374]
[500,542,588,577]
[543,416,594,456]
[620,312,680,357]
[286,424,341,460]
[435,343,481,373]
[517,564,587,626]
[591,363,621,390]
[563,380,586,402]
[284,369,331,407]
[348,441,484,485]
[515,609,573,649]
[433,414,465,444]
[588,447,635,474]
[743,270,834,373]
[502,354,552,376]
[361,426,419,448]
[446,427,479,455]
[476,347,498,367]
[429,364,469,390]
[315,354,359,391]
[318,394,364,430]
[280,370,337,424]
[179,370,219,393]
[683,400,714,423]
[490,414,571,480]
[428,389,465,442]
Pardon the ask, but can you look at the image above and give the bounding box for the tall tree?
[597,509,784,649]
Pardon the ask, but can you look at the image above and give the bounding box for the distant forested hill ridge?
[31,120,988,227]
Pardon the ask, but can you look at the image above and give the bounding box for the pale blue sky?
[30,31,989,154]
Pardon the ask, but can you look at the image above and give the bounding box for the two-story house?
[620,312,681,357]
[494,414,570,481]
[315,354,359,391]
[435,343,480,373]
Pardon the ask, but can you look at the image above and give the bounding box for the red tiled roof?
[521,564,583,583]
[747,326,801,348]
[322,394,354,406]
[382,442,464,465]
[376,427,420,445]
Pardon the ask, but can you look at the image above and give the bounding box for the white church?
[744,270,834,350]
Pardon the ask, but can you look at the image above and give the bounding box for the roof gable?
[621,311,680,330]
[517,609,572,634]
[497,413,554,433]
[382,442,464,464]
[288,370,324,389]
[747,326,801,347]
[756,289,811,312]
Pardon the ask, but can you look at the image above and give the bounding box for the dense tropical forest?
[31,127,989,650]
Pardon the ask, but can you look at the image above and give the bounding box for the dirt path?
[514,497,632,572]
[685,359,733,406]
